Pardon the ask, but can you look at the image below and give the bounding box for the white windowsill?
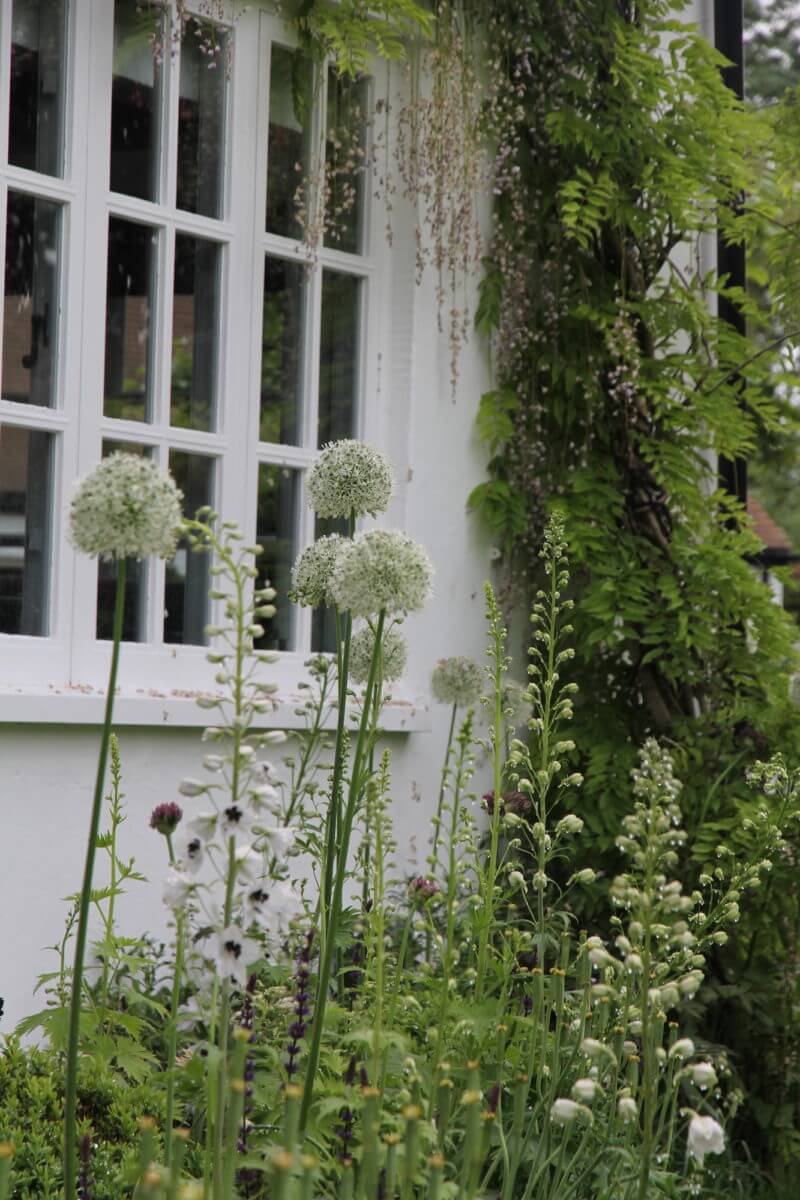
[0,684,431,732]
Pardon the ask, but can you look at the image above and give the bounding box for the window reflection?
[104,218,156,422]
[8,0,67,177]
[164,451,214,645]
[318,269,360,445]
[2,191,60,408]
[256,464,298,651]
[177,22,226,218]
[261,256,305,445]
[266,44,313,239]
[324,70,369,254]
[171,236,220,431]
[0,426,52,636]
[110,0,162,201]
[96,441,149,642]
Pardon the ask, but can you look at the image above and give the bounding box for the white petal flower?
[669,1038,695,1061]
[618,1096,638,1123]
[244,878,300,932]
[306,440,393,519]
[259,824,297,856]
[551,1098,583,1124]
[219,803,254,840]
[430,657,483,707]
[187,812,218,841]
[571,1078,599,1103]
[688,1063,718,1090]
[249,782,280,812]
[179,778,208,797]
[291,535,346,607]
[234,845,261,880]
[687,1113,725,1166]
[175,831,205,875]
[163,869,194,911]
[213,925,260,987]
[350,624,408,685]
[330,530,433,618]
[70,453,183,560]
[580,1038,608,1059]
[556,814,584,836]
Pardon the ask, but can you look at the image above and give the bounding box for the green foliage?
[272,0,433,75]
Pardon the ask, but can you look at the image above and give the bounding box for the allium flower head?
[431,656,482,707]
[350,624,407,684]
[330,530,433,618]
[291,535,346,608]
[409,875,441,901]
[70,453,183,560]
[687,1113,725,1166]
[307,440,393,519]
[150,802,183,836]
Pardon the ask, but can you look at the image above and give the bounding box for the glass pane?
[171,235,220,431]
[318,270,360,445]
[104,218,156,422]
[110,0,162,201]
[96,441,150,642]
[164,451,214,645]
[324,70,368,254]
[261,256,305,445]
[256,464,298,652]
[0,426,52,636]
[2,191,61,408]
[8,0,67,177]
[311,515,347,654]
[266,44,313,239]
[177,22,226,218]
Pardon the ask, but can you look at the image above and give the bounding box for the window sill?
[0,684,431,732]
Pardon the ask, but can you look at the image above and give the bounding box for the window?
[0,0,383,696]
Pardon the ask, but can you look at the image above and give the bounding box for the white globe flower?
[687,1113,725,1166]
[350,624,408,684]
[290,534,346,607]
[430,656,483,707]
[571,1078,599,1104]
[330,529,433,618]
[307,440,393,519]
[70,453,183,560]
[669,1038,695,1061]
[550,1098,582,1124]
[688,1062,718,1091]
[618,1095,638,1123]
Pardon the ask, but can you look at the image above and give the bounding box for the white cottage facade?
[0,0,713,1026]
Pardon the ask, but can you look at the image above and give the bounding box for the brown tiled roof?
[747,496,794,553]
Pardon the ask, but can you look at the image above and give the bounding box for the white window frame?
[0,0,414,724]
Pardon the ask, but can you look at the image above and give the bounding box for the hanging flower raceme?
[291,534,346,607]
[69,453,183,560]
[307,439,394,519]
[350,623,408,684]
[330,529,433,618]
[431,656,482,706]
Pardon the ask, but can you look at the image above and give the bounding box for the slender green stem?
[63,557,127,1200]
[164,834,185,1170]
[476,628,505,1002]
[98,744,121,1017]
[300,609,386,1133]
[430,703,458,874]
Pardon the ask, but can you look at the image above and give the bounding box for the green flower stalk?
[63,454,182,1200]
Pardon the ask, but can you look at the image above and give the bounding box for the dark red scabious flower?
[483,790,532,818]
[409,875,441,901]
[149,801,183,835]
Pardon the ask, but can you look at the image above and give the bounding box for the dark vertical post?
[714,0,748,506]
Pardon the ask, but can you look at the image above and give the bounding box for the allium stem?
[430,702,458,875]
[164,833,185,1171]
[300,609,386,1132]
[63,557,127,1200]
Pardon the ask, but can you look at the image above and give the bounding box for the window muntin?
[0,424,53,636]
[1,2,380,687]
[8,0,67,178]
